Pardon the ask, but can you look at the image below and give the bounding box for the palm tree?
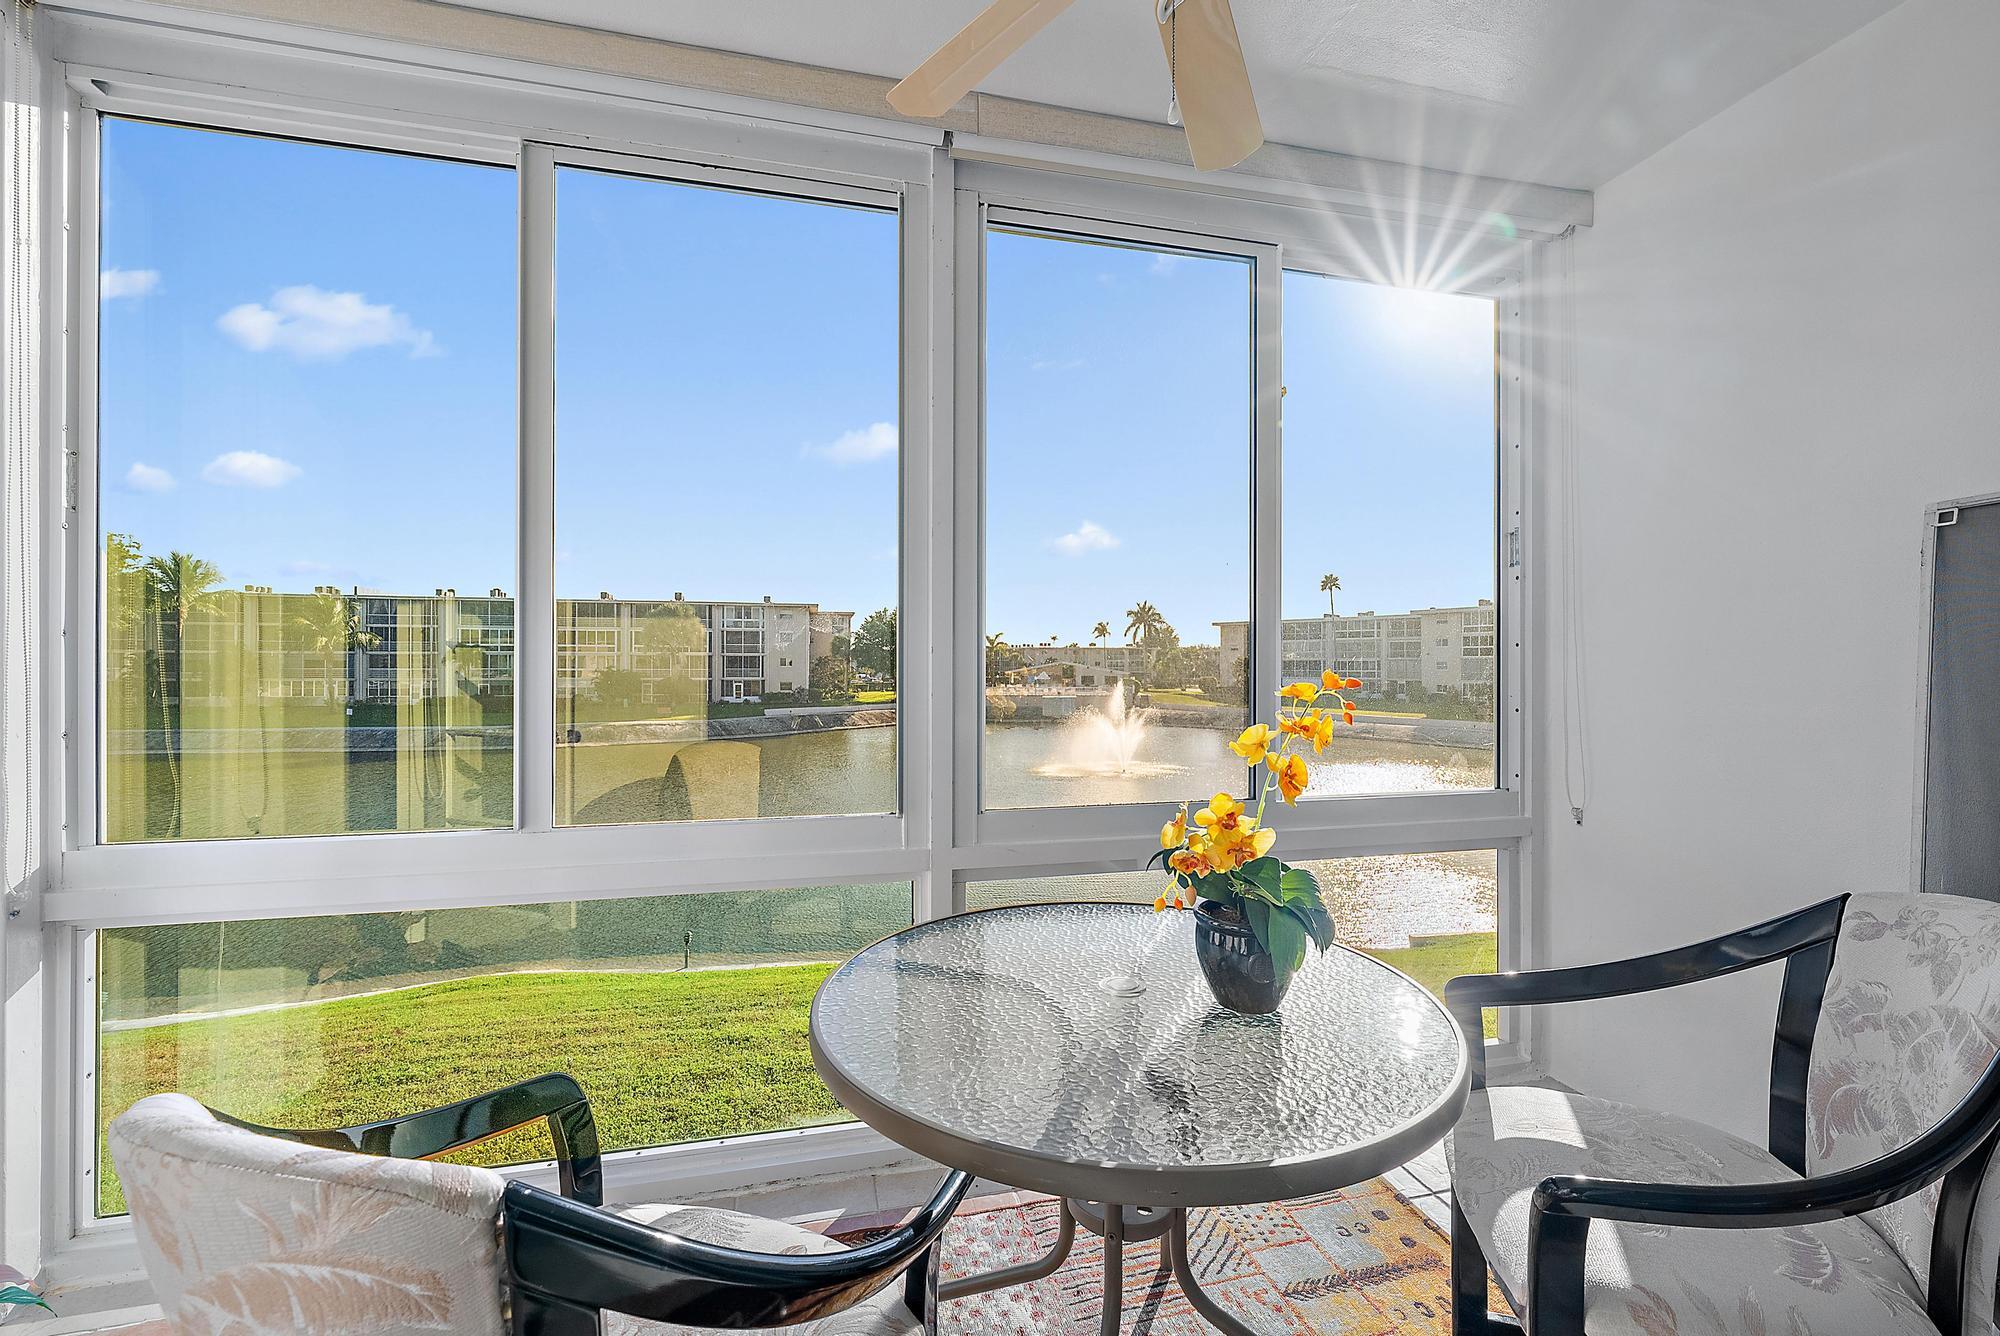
[1125,601,1166,645]
[1320,572,1342,616]
[984,632,1013,687]
[142,551,223,836]
[291,589,381,701]
[1092,620,1111,646]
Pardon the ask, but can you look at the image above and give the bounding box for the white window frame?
[28,5,1544,1280]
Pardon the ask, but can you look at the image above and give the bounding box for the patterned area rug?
[847,1179,1500,1334]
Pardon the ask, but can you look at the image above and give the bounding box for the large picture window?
[65,72,1527,1241]
[97,119,519,842]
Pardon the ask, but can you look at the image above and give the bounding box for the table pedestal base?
[938,1197,1263,1336]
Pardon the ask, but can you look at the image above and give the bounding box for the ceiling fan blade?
[1157,0,1264,171]
[888,0,1081,118]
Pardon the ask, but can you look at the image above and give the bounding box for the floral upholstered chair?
[1444,892,2000,1336]
[108,1075,970,1335]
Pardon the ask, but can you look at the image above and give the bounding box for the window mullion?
[1250,243,1285,762]
[909,146,954,925]
[517,144,557,835]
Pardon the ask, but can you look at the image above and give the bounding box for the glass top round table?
[808,902,1471,1210]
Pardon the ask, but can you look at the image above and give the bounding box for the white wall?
[1535,0,2000,1138]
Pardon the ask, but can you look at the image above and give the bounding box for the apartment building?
[1216,600,1499,699]
[109,586,853,708]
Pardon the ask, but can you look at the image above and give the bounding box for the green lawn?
[97,932,1498,1217]
[1143,689,1236,709]
[98,964,843,1216]
[1362,931,1499,1038]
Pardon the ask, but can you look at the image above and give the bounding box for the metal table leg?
[937,1197,1267,1335]
[1100,1197,1125,1336]
[937,1196,1079,1301]
[1168,1207,1263,1336]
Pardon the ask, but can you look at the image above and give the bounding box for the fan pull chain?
[1159,0,1183,126]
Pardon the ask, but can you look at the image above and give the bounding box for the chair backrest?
[1806,892,2000,1332]
[108,1094,508,1336]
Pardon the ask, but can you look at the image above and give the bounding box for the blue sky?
[101,118,1494,647]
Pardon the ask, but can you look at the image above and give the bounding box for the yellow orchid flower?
[1321,670,1362,693]
[1194,792,1243,830]
[1248,825,1277,859]
[1272,751,1309,805]
[1279,681,1319,703]
[1160,804,1188,850]
[1309,711,1336,753]
[1230,723,1275,766]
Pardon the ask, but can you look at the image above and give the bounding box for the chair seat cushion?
[599,1204,918,1336]
[1447,1086,1938,1336]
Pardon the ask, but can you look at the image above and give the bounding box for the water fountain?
[1030,679,1182,780]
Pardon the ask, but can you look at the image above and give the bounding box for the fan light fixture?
[888,0,1265,172]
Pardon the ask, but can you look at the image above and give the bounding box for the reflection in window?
[553,168,900,825]
[1275,272,1498,795]
[982,228,1252,811]
[94,881,913,1216]
[98,120,517,841]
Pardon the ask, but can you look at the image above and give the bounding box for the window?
[93,882,912,1216]
[1280,272,1498,785]
[98,119,517,840]
[981,225,1252,810]
[63,62,1531,1248]
[552,167,900,825]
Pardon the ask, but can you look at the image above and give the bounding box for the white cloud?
[1052,520,1120,556]
[1150,253,1187,277]
[101,268,161,300]
[217,285,439,361]
[122,461,175,493]
[802,421,897,467]
[202,450,301,489]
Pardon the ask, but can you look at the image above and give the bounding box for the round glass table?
[809,902,1470,1336]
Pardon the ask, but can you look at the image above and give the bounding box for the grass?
[1361,931,1499,1038]
[96,930,1498,1217]
[98,963,843,1217]
[853,690,897,704]
[1142,689,1236,709]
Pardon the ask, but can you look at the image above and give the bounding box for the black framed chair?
[1442,891,2000,1336]
[108,1072,972,1335]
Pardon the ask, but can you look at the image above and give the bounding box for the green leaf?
[0,1287,52,1313]
[1301,902,1336,952]
[1266,907,1308,972]
[1244,898,1273,953]
[1278,864,1322,905]
[1239,856,1283,898]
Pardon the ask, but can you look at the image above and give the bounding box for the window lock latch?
[1507,527,1522,570]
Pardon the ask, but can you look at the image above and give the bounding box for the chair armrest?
[503,1169,974,1330]
[1443,894,1847,1086]
[1522,1048,2000,1332]
[212,1072,603,1206]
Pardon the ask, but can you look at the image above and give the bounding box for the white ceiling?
[444,0,1901,190]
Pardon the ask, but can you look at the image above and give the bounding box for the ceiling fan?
[887,0,1265,172]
